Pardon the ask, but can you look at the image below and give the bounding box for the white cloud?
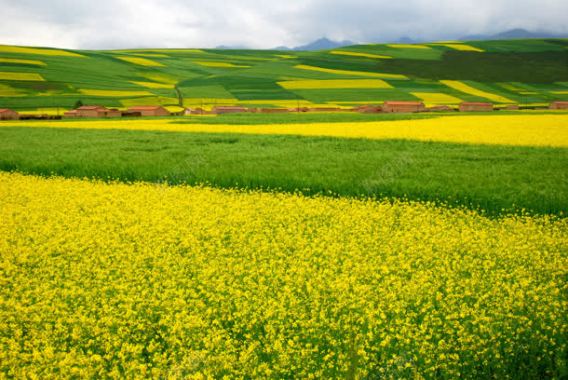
[0,0,567,49]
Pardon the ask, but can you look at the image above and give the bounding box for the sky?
[0,0,567,49]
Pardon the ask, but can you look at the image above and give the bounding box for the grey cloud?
[0,0,567,49]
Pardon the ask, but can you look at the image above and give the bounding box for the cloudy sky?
[1,0,567,49]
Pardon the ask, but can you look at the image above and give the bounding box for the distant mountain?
[215,45,249,50]
[393,36,418,44]
[274,37,354,51]
[461,28,568,41]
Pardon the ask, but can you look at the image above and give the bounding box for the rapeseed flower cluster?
[1,172,566,378]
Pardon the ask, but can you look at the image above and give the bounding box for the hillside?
[0,39,567,112]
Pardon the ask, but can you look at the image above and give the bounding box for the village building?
[355,105,382,113]
[63,106,121,118]
[62,110,79,118]
[459,102,493,112]
[212,106,248,114]
[126,106,170,117]
[382,101,426,113]
[76,105,110,118]
[550,101,568,110]
[0,108,20,120]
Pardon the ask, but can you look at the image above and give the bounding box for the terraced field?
[1,39,567,113]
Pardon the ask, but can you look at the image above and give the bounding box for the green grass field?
[1,39,567,113]
[1,123,566,216]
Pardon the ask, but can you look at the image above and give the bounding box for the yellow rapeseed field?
[130,81,174,89]
[386,44,432,49]
[410,92,462,104]
[432,44,484,52]
[0,72,45,81]
[278,79,393,90]
[3,114,567,148]
[116,56,164,67]
[295,65,408,80]
[0,45,85,57]
[194,61,251,68]
[330,51,392,59]
[0,172,566,378]
[0,84,26,97]
[0,58,46,66]
[138,72,178,85]
[132,53,169,58]
[79,89,154,97]
[440,80,513,103]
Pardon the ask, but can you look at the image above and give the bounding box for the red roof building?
[0,108,20,120]
[127,106,170,116]
[550,101,568,110]
[382,101,425,113]
[64,106,121,118]
[212,106,248,114]
[459,102,493,112]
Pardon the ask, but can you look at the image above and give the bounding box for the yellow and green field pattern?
[9,114,567,148]
[1,171,566,378]
[1,40,567,110]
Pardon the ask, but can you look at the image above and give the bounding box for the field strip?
[0,72,45,81]
[2,114,568,147]
[1,171,566,377]
[295,65,408,80]
[194,61,251,68]
[0,57,46,66]
[116,56,164,67]
[0,45,85,57]
[440,80,513,103]
[430,43,484,52]
[278,79,393,89]
[329,50,392,59]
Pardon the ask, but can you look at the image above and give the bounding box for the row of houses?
[210,101,566,114]
[1,101,568,120]
[63,105,171,118]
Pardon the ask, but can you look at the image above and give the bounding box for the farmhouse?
[62,110,79,118]
[355,105,382,113]
[76,105,109,118]
[127,106,170,117]
[64,105,122,118]
[459,102,493,112]
[0,108,20,120]
[382,101,425,113]
[550,101,568,110]
[212,106,248,114]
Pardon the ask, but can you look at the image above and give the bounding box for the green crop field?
[1,124,567,215]
[1,39,567,113]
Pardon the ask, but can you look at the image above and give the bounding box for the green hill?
[0,39,567,112]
